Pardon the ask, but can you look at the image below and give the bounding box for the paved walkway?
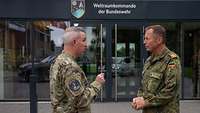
[0,100,200,113]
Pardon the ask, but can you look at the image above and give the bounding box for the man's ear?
[157,36,163,44]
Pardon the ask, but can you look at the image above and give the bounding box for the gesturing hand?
[131,97,146,110]
[96,73,105,84]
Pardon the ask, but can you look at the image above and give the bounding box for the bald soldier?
[131,25,181,113]
[50,27,105,113]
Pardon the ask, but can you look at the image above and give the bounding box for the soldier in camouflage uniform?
[50,27,105,113]
[131,25,181,113]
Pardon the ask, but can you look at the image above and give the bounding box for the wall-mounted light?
[189,33,192,37]
[73,23,79,27]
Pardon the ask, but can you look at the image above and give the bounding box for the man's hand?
[131,97,146,110]
[95,73,105,84]
[131,98,137,109]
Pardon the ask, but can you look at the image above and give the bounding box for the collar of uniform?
[150,47,169,63]
[62,51,76,61]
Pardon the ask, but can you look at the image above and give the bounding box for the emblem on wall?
[71,0,85,19]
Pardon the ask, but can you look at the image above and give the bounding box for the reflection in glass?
[1,20,200,101]
[77,26,106,99]
[183,23,200,98]
[112,26,141,100]
[0,21,30,100]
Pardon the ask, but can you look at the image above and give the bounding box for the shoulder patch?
[168,59,178,69]
[169,53,177,59]
[66,78,84,96]
[69,79,81,92]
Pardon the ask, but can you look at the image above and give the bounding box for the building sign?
[71,0,85,18]
[93,2,136,15]
[71,1,147,20]
[70,0,200,20]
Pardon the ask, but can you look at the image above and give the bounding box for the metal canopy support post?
[28,22,38,113]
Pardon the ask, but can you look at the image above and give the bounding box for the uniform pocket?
[147,72,162,93]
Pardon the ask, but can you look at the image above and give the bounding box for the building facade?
[0,0,200,103]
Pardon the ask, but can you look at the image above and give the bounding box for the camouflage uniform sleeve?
[63,66,103,110]
[76,81,102,109]
[137,84,144,97]
[144,58,181,107]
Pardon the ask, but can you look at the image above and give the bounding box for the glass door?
[112,24,144,101]
[70,22,106,101]
[68,21,145,101]
[80,24,106,101]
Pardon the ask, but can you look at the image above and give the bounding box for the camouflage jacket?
[137,47,181,113]
[50,52,102,113]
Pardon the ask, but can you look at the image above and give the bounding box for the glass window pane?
[182,22,200,98]
[0,20,30,100]
[35,21,64,100]
[35,23,106,100]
